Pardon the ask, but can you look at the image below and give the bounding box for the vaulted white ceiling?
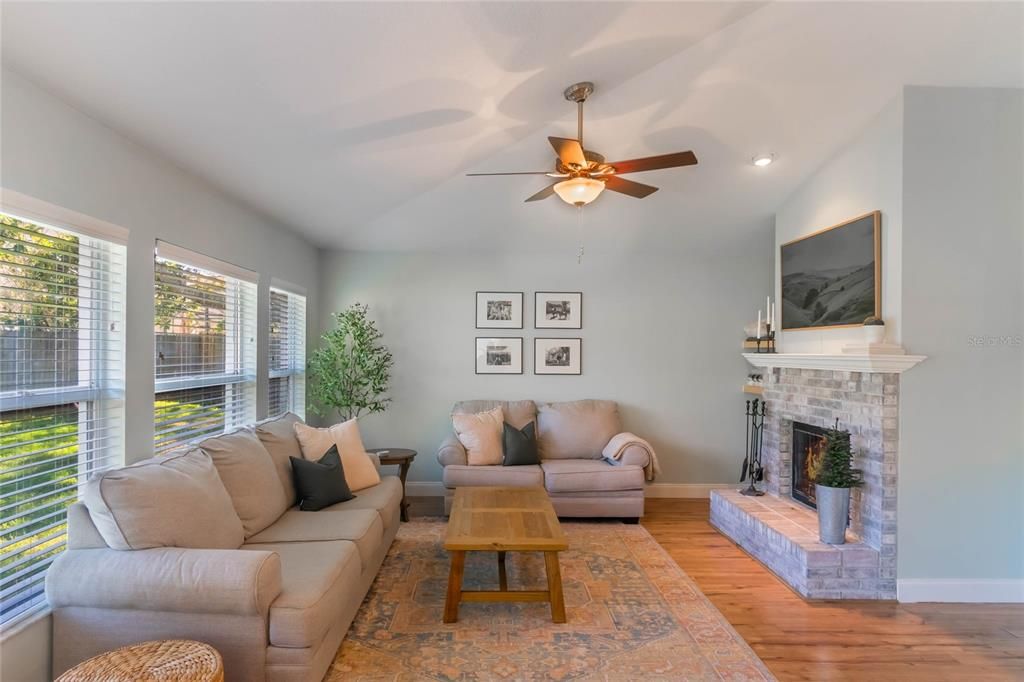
[2,2,1022,252]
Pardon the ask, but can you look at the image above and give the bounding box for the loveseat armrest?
[46,547,282,617]
[437,432,468,466]
[602,432,653,469]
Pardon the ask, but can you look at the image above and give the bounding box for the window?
[153,242,256,454]
[269,287,306,418]
[0,210,125,626]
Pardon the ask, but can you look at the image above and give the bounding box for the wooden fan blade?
[466,171,554,176]
[548,136,587,168]
[525,183,558,202]
[609,151,698,175]
[603,175,658,198]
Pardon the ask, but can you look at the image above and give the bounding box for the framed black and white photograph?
[534,338,581,375]
[476,291,523,329]
[534,291,582,329]
[475,337,523,374]
[780,211,881,331]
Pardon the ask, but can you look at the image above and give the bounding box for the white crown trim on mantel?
[743,352,927,374]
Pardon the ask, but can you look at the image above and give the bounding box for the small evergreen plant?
[308,303,393,420]
[815,421,864,489]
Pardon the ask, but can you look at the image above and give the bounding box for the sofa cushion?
[255,412,304,506]
[537,400,622,460]
[241,540,361,648]
[83,448,244,550]
[322,477,403,536]
[540,459,645,493]
[442,464,543,489]
[246,508,383,573]
[453,400,536,430]
[294,419,382,491]
[200,428,289,537]
[452,406,504,466]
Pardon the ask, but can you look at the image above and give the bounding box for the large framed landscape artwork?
[780,211,881,331]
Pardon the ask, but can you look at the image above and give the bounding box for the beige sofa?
[46,413,401,682]
[437,399,654,520]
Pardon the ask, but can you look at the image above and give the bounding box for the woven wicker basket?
[56,639,223,682]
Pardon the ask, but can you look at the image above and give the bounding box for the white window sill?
[0,604,51,643]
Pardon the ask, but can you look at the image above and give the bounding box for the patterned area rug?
[327,519,774,681]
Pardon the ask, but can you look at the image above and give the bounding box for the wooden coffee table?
[443,486,568,624]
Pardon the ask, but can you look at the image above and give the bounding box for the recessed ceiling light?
[752,153,775,167]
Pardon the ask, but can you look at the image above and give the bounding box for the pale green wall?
[318,240,772,486]
[774,96,904,353]
[0,68,322,682]
[899,86,1024,583]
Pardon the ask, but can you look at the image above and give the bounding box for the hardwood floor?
[645,498,1024,681]
[409,496,1024,681]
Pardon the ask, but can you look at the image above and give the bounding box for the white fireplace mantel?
[742,351,927,374]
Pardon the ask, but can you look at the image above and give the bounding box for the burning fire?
[805,442,824,481]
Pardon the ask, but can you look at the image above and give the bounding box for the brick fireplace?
[711,353,924,600]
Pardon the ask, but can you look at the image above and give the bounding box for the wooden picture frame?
[475,291,523,329]
[779,211,881,331]
[475,337,523,374]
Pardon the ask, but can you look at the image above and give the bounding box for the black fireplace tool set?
[740,399,766,496]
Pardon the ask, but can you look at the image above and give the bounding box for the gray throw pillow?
[503,421,539,466]
[290,445,355,511]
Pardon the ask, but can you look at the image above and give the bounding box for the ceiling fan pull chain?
[576,204,585,264]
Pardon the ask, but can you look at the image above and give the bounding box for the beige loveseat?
[437,399,655,520]
[46,413,401,682]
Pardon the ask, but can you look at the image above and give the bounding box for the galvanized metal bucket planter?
[815,484,850,544]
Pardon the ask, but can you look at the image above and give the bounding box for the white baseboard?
[405,481,732,499]
[897,579,1024,603]
[406,481,446,497]
[644,483,734,498]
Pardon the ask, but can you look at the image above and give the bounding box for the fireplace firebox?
[791,421,828,508]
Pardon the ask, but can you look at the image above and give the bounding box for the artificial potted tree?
[815,421,864,544]
[308,303,394,420]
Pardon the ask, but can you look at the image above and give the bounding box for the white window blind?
[0,212,125,626]
[154,245,256,453]
[269,287,306,418]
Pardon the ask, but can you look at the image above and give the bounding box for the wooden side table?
[56,639,223,682]
[367,448,416,521]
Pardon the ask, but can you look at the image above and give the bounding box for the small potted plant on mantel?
[863,315,886,345]
[815,421,864,545]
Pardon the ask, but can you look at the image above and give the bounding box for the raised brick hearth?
[710,366,901,600]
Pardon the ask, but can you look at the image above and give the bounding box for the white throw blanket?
[603,432,661,481]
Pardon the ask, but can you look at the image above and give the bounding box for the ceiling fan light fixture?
[553,177,604,206]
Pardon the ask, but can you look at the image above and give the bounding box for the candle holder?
[755,322,776,354]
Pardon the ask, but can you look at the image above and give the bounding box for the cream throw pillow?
[452,406,504,466]
[293,419,382,492]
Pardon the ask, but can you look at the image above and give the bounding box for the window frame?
[268,284,306,419]
[0,190,127,629]
[152,242,257,454]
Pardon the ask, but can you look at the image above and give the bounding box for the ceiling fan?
[467,81,698,206]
